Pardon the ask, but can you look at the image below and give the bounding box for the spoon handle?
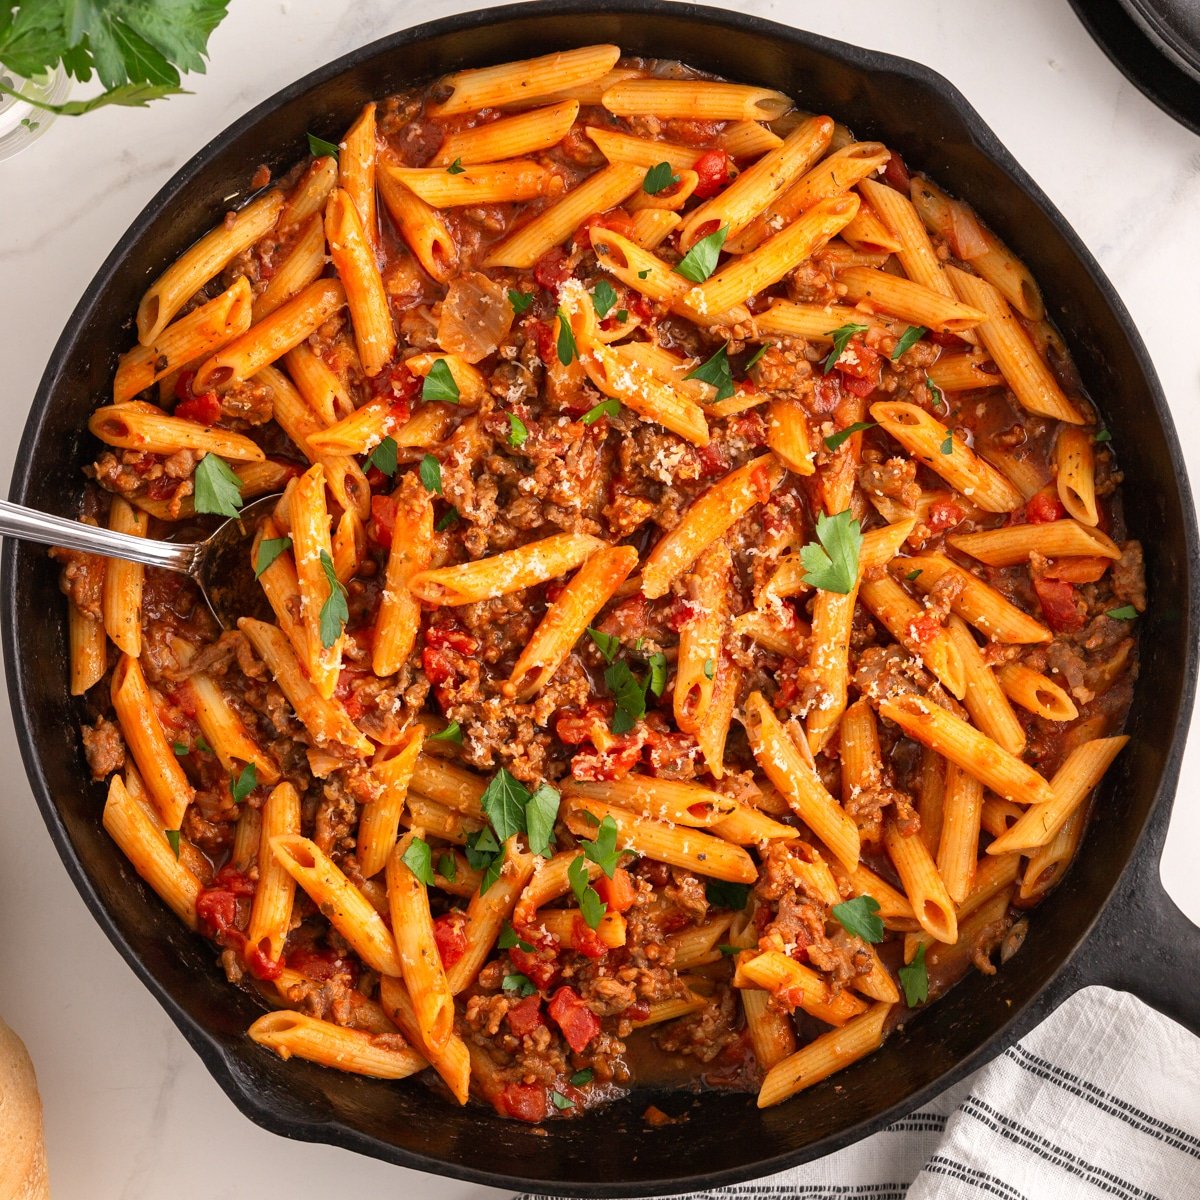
[0,499,200,572]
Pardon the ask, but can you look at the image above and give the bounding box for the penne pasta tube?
[641,454,785,599]
[1055,426,1099,526]
[698,653,741,781]
[948,519,1121,567]
[515,851,603,927]
[89,403,265,462]
[665,914,734,968]
[710,802,799,845]
[630,208,682,249]
[253,213,326,322]
[358,726,424,879]
[945,615,1027,757]
[432,101,580,165]
[562,795,757,884]
[246,782,301,959]
[735,951,867,1027]
[100,498,147,657]
[288,463,342,698]
[906,852,1022,962]
[137,190,283,344]
[925,351,1001,394]
[766,397,815,475]
[68,600,107,696]
[382,161,557,207]
[378,975,470,1104]
[587,126,706,172]
[997,663,1079,722]
[248,1011,425,1079]
[602,79,793,122]
[869,401,1024,513]
[270,834,402,975]
[325,189,395,377]
[718,119,785,159]
[279,156,338,229]
[536,908,627,951]
[284,342,353,426]
[883,818,958,944]
[742,692,860,870]
[936,763,985,904]
[187,672,281,784]
[878,694,1055,806]
[837,266,986,333]
[373,474,435,677]
[832,862,916,922]
[839,205,903,254]
[402,794,482,845]
[409,756,487,820]
[673,541,729,732]
[563,777,736,829]
[753,299,888,341]
[376,168,459,283]
[981,796,1024,839]
[409,532,605,606]
[858,178,959,306]
[628,993,708,1029]
[339,103,378,248]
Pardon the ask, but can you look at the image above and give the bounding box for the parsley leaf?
[705,880,750,910]
[480,844,506,894]
[427,720,462,744]
[365,436,398,476]
[684,342,734,402]
[899,942,929,1006]
[419,454,443,494]
[446,157,466,175]
[823,323,868,374]
[437,852,457,882]
[592,279,618,319]
[643,161,679,195]
[824,421,876,452]
[1094,427,1112,444]
[507,412,529,448]
[744,342,772,371]
[581,398,619,425]
[926,375,947,413]
[502,972,536,997]
[703,658,715,680]
[402,837,436,885]
[905,568,924,582]
[465,826,500,871]
[674,225,728,283]
[317,550,348,647]
[568,854,606,929]
[941,430,954,455]
[615,309,629,323]
[422,359,460,403]
[831,895,884,943]
[195,734,212,753]
[171,741,189,757]
[164,828,181,860]
[605,661,646,733]
[498,923,535,952]
[556,307,577,365]
[254,536,292,578]
[587,627,621,664]
[800,509,863,594]
[580,814,622,877]
[1106,605,1138,620]
[891,325,927,359]
[570,1068,594,1087]
[550,1090,574,1110]
[637,268,651,280]
[435,506,459,531]
[508,289,534,314]
[308,133,339,158]
[717,943,740,957]
[193,454,242,518]
[481,768,531,843]
[230,761,256,805]
[525,783,561,858]
[646,651,667,698]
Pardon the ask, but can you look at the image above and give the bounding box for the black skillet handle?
[1067,827,1200,1038]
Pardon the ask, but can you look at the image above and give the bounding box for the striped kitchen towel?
[519,986,1200,1200]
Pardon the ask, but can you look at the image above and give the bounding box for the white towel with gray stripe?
[518,985,1200,1200]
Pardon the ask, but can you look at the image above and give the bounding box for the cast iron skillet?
[4,2,1199,1194]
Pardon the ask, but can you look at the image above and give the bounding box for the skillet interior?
[4,2,1196,1193]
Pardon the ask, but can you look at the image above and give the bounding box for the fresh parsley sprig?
[685,343,735,402]
[800,509,863,594]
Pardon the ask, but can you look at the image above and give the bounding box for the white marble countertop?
[0,1,1197,1195]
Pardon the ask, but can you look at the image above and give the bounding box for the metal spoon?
[0,493,282,630]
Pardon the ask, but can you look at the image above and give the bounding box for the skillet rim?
[4,1,1197,1192]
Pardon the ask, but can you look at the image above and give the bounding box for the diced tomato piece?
[506,994,546,1037]
[811,372,843,414]
[667,597,700,632]
[574,208,635,249]
[1026,489,1066,524]
[510,942,560,990]
[422,622,479,688]
[907,612,942,646]
[285,944,357,982]
[370,493,398,548]
[841,373,877,398]
[882,150,911,193]
[626,1000,651,1022]
[244,937,283,981]
[425,625,478,655]
[571,916,610,959]
[334,667,369,721]
[691,149,731,198]
[696,441,728,478]
[369,359,420,407]
[195,888,238,936]
[732,410,768,447]
[497,1082,548,1123]
[175,391,222,426]
[533,245,572,291]
[595,866,637,914]
[928,329,969,350]
[628,291,654,324]
[433,911,468,969]
[927,500,964,532]
[531,318,557,364]
[750,461,774,504]
[1033,576,1086,633]
[548,986,601,1053]
[555,700,615,746]
[213,865,257,896]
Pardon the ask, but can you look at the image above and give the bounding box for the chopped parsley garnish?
[891,325,927,359]
[705,880,750,910]
[703,657,715,680]
[508,288,534,314]
[254,536,292,578]
[822,323,868,375]
[684,342,734,402]
[605,660,646,733]
[568,853,606,929]
[525,784,561,858]
[637,268,651,280]
[365,436,399,476]
[674,224,728,283]
[422,359,460,403]
[465,826,501,871]
[744,342,772,371]
[1106,605,1138,620]
[498,923,535,953]
[507,412,528,448]
[556,307,577,365]
[172,741,188,756]
[307,133,339,158]
[899,942,929,1006]
[427,719,462,744]
[718,944,740,956]
[646,651,667,698]
[926,375,947,413]
[643,161,680,195]
[905,568,924,582]
[481,768,532,842]
[550,1089,575,1110]
[193,454,242,518]
[502,973,536,997]
[402,837,436,885]
[317,550,348,647]
[446,157,466,174]
[591,279,618,319]
[195,734,212,753]
[615,308,629,323]
[435,506,459,531]
[436,852,457,882]
[587,627,621,664]
[831,895,884,943]
[480,850,506,895]
[800,509,863,594]
[580,814,622,877]
[230,761,256,806]
[1094,427,1112,444]
[164,829,181,860]
[940,430,954,455]
[570,1068,594,1087]
[824,421,876,452]
[581,397,620,425]
[419,453,443,494]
